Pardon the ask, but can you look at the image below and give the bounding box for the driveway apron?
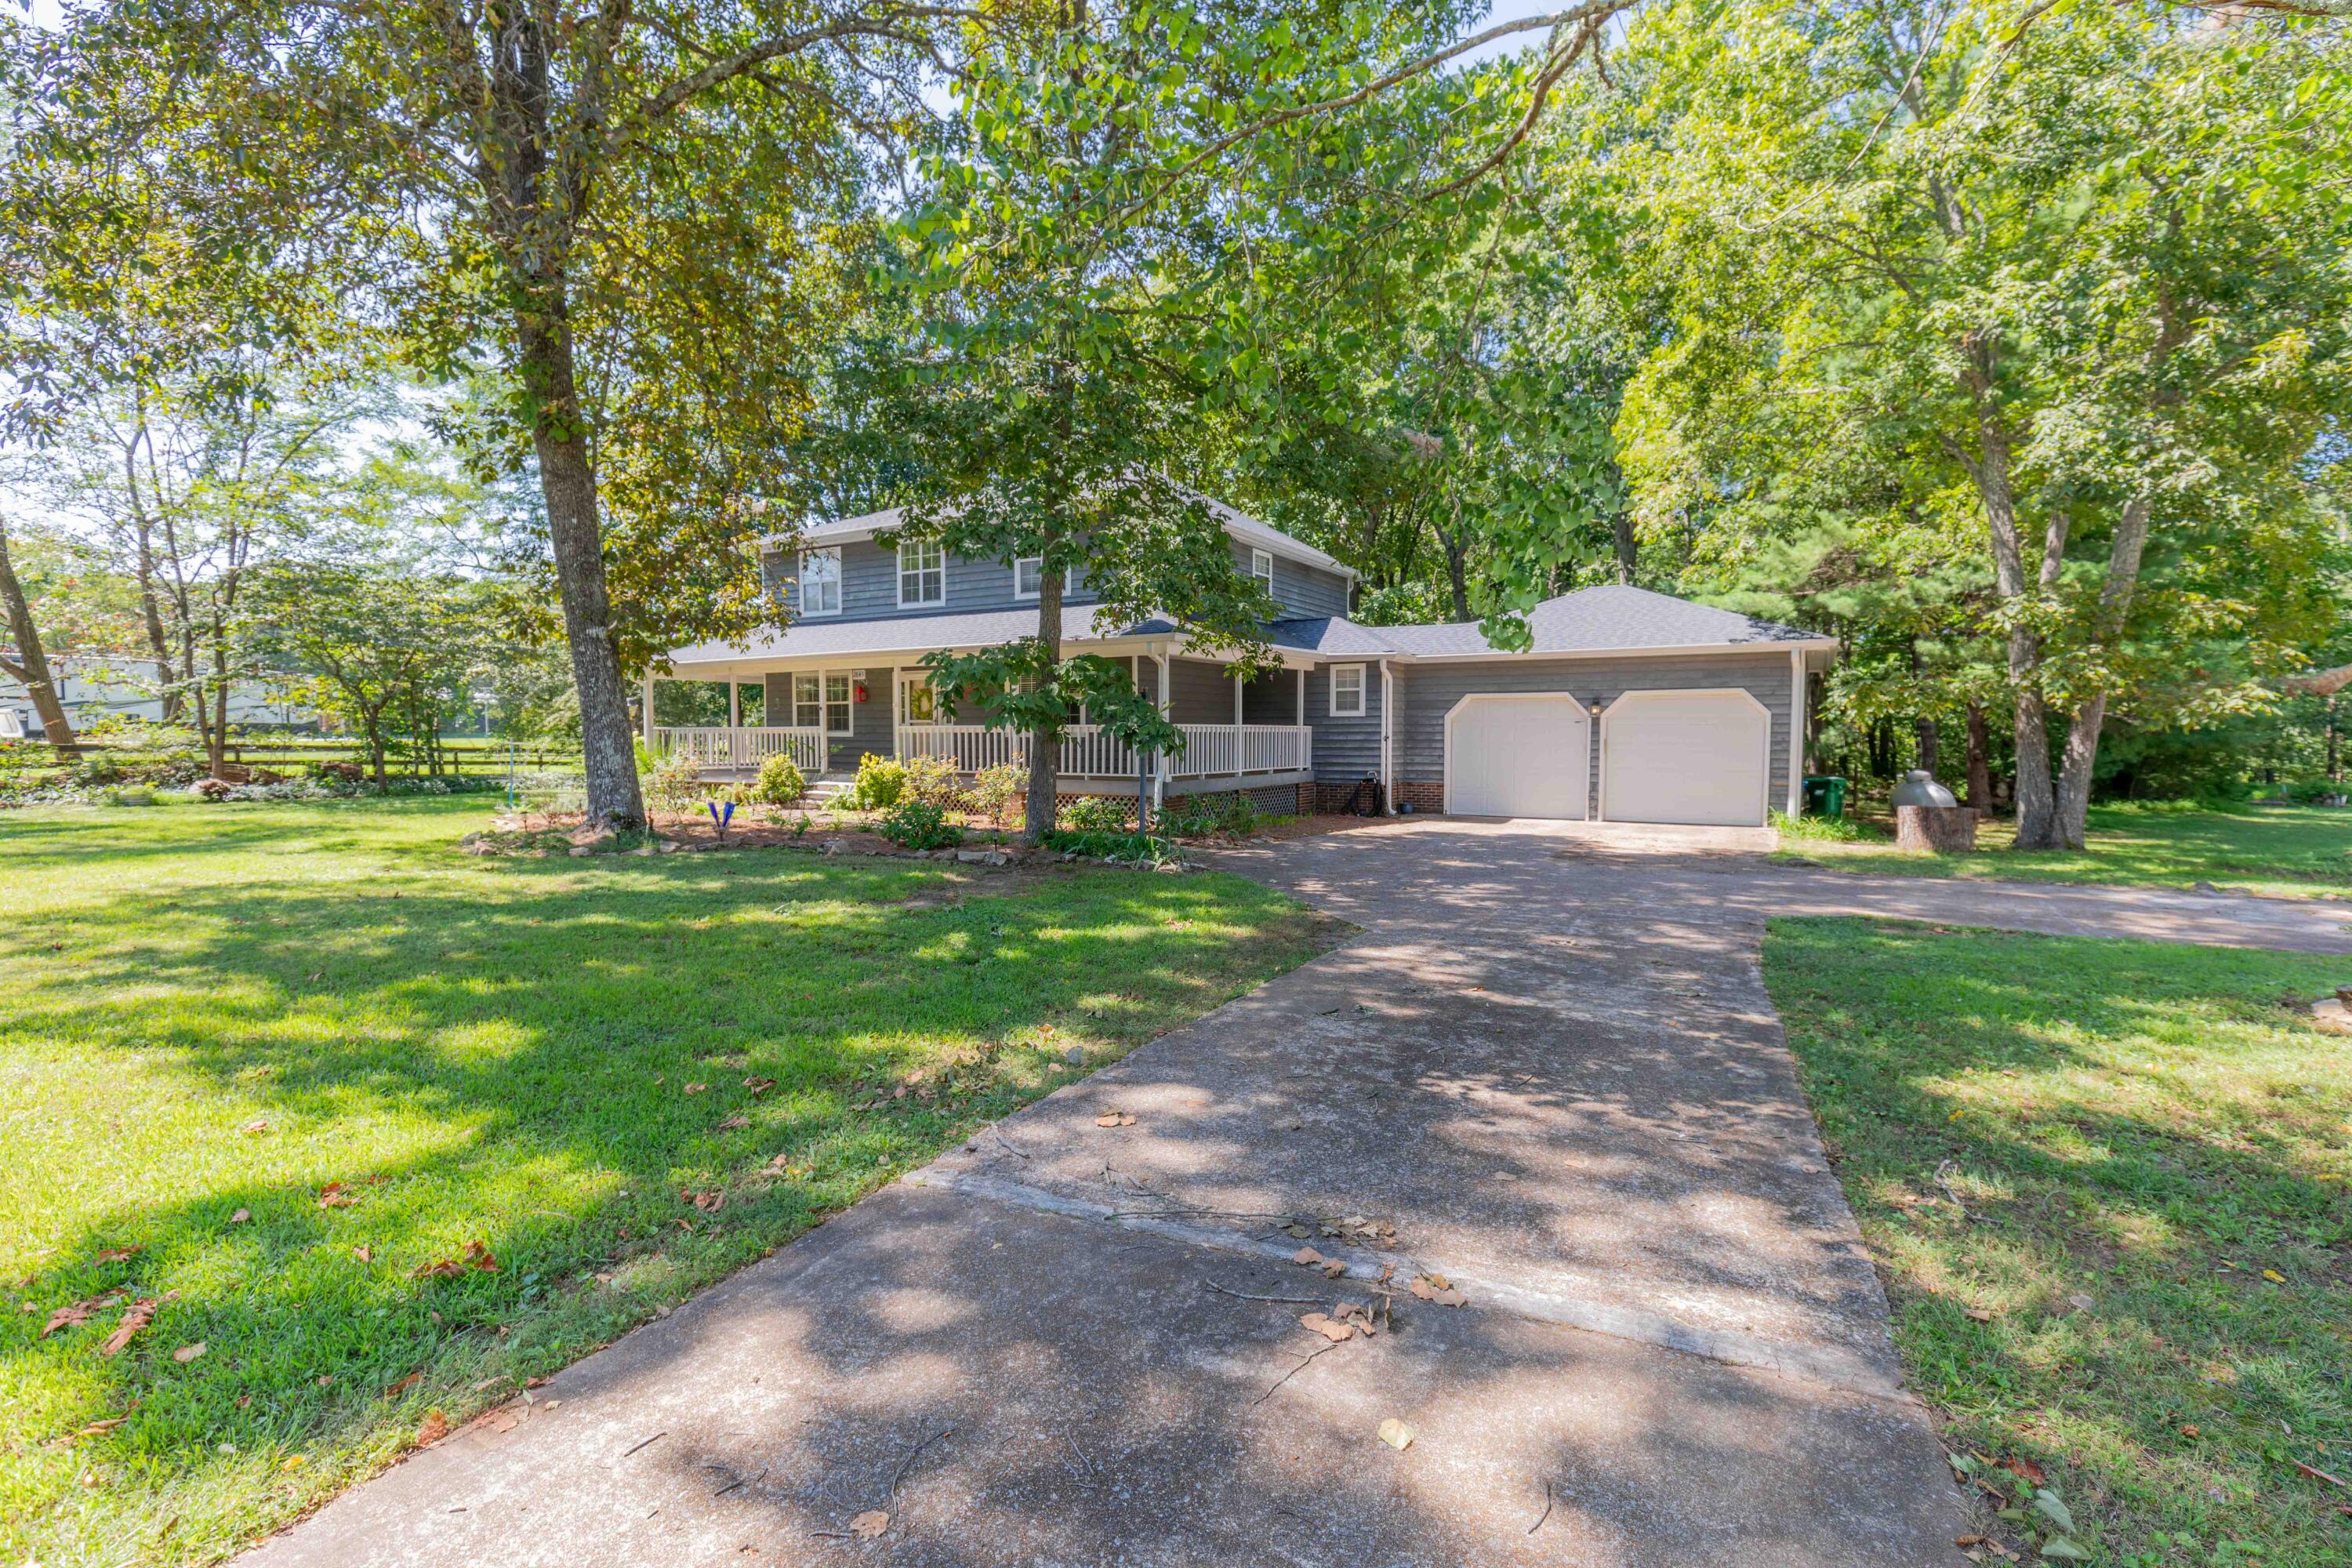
[251,820,2311,1567]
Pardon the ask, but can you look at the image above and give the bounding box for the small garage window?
[1329,664,1366,717]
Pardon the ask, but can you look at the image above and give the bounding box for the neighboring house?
[652,498,1838,826]
[0,655,312,739]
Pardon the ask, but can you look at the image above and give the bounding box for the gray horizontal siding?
[1305,660,1384,782]
[761,539,1101,625]
[1241,669,1308,725]
[1167,656,1238,724]
[1231,539,1350,619]
[1393,653,1795,812]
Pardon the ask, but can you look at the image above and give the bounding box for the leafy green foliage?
[844,753,906,811]
[752,753,807,808]
[875,798,962,851]
[1059,794,1138,833]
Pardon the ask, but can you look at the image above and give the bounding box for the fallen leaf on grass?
[2262,1269,2287,1283]
[1299,1312,1356,1343]
[59,1416,129,1443]
[1094,1111,1138,1128]
[1997,1455,2045,1486]
[850,1510,890,1539]
[410,1240,498,1279]
[172,1342,206,1363]
[1377,1417,1414,1451]
[1408,1274,1468,1308]
[684,1189,725,1214]
[317,1182,359,1209]
[228,1209,250,1225]
[715,1115,750,1132]
[1965,1308,1995,1323]
[42,1294,118,1338]
[93,1246,143,1265]
[241,1120,271,1136]
[100,1298,158,1356]
[683,1083,708,1095]
[2292,1459,2348,1490]
[742,1076,776,1097]
[384,1372,423,1399]
[416,1410,448,1445]
[352,1246,372,1263]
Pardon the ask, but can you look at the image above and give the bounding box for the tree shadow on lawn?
[1762,916,2351,1559]
[0,849,1336,1562]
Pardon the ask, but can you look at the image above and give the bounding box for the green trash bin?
[1802,775,1847,820]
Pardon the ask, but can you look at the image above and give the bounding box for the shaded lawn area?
[0,798,1339,1566]
[1765,919,2351,1566]
[1774,802,2352,900]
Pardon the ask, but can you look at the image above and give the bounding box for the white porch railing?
[892,723,1309,779]
[652,725,827,774]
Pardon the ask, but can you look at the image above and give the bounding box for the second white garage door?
[1445,694,1590,818]
[1600,689,1771,827]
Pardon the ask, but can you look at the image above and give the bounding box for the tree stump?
[1895,804,1978,853]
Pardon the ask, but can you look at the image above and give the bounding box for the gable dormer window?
[898,539,946,607]
[798,546,841,616]
[1013,557,1076,599]
[1250,547,1274,592]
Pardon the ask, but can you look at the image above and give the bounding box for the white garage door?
[1446,695,1590,818]
[1602,690,1770,826]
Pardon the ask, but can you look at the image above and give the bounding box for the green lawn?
[0,798,1337,1566]
[1766,920,2352,1567]
[1775,802,2352,900]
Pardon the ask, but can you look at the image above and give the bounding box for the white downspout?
[1788,647,1806,817]
[1378,659,1394,815]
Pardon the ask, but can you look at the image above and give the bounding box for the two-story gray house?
[650,495,1838,826]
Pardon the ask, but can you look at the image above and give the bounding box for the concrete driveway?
[245,821,2347,1567]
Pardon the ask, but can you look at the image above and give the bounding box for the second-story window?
[798,547,841,615]
[898,539,946,607]
[1250,547,1274,593]
[1014,557,1077,599]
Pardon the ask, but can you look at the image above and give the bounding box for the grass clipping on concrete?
[0,797,1339,1566]
[1766,918,2351,1567]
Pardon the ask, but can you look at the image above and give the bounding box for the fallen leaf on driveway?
[1290,1247,1323,1267]
[1299,1312,1356,1343]
[416,1410,448,1445]
[1094,1111,1137,1128]
[851,1510,890,1539]
[1408,1274,1468,1307]
[1377,1417,1414,1450]
[1322,1260,1347,1279]
[100,1298,158,1356]
[172,1341,206,1363]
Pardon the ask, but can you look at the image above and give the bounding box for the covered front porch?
[643,643,1316,800]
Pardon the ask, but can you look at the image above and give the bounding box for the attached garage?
[1599,689,1771,827]
[1443,694,1590,818]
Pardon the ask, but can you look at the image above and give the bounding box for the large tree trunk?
[519,303,647,831]
[1612,506,1636,586]
[0,515,78,754]
[1022,552,1064,847]
[2050,494,2154,849]
[1968,408,2067,848]
[122,430,181,723]
[1434,496,1472,621]
[1965,702,1994,813]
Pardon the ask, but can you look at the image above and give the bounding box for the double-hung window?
[793,672,854,735]
[1250,547,1274,593]
[1328,663,1367,718]
[898,539,946,607]
[797,547,841,616]
[1013,557,1077,600]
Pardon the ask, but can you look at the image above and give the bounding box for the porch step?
[800,776,856,806]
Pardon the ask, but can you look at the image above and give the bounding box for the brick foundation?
[1392,779,1445,815]
[1315,779,1388,815]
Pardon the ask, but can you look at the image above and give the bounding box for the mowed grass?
[1775,802,2352,900]
[1765,919,2352,1566]
[0,798,1338,1566]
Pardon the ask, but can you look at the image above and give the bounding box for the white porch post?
[1295,666,1305,725]
[728,679,741,767]
[641,669,655,748]
[1232,669,1243,726]
[1150,650,1170,812]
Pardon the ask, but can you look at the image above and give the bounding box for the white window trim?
[1012,557,1078,601]
[822,671,855,736]
[898,539,946,608]
[1329,663,1367,718]
[797,546,842,617]
[898,670,944,725]
[1250,547,1274,591]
